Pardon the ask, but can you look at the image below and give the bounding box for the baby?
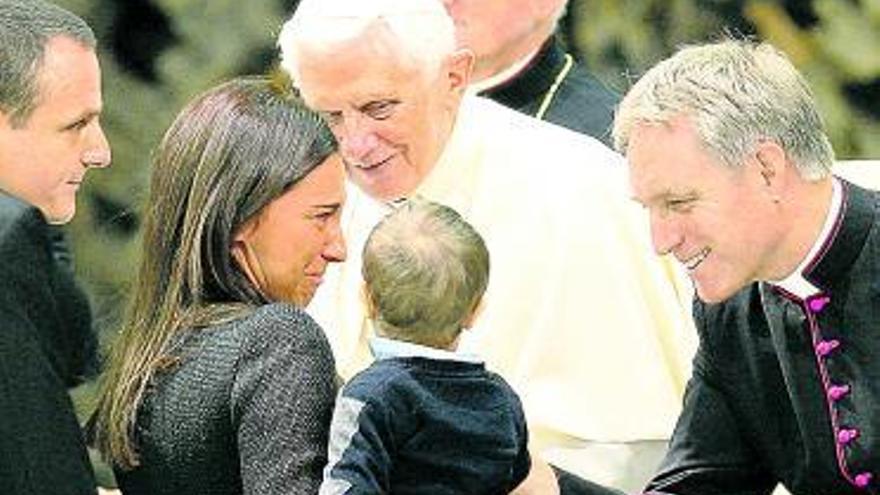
[320,200,538,494]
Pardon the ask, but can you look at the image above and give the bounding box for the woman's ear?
[230,219,262,291]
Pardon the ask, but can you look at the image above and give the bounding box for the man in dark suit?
[443,0,619,144]
[0,1,111,493]
[614,38,880,494]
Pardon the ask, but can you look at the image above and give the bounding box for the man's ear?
[446,48,474,96]
[753,140,788,200]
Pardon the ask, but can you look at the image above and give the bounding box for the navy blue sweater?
[321,356,530,494]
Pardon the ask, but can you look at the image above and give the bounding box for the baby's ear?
[461,296,485,330]
[361,282,378,319]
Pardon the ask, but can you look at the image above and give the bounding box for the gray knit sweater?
[115,303,338,495]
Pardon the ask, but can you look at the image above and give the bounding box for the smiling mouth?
[682,247,711,271]
[353,155,393,171]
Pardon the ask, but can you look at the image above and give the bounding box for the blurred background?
[54,0,879,486]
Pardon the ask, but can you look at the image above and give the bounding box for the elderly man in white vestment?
[278,0,696,491]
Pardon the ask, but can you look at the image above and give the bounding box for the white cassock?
[308,95,698,491]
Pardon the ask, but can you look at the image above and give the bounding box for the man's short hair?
[278,0,456,88]
[362,200,489,348]
[0,0,96,127]
[613,38,834,180]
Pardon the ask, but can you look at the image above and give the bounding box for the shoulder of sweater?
[482,367,518,392]
[342,358,500,402]
[339,358,456,405]
[342,359,414,400]
[232,302,330,354]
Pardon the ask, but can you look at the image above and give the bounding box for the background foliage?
[568,0,880,158]
[52,0,878,485]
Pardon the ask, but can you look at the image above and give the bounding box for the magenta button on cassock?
[837,428,859,445]
[808,295,831,312]
[855,472,873,488]
[828,384,851,401]
[816,339,841,357]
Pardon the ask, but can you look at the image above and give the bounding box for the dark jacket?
[115,303,338,495]
[648,180,880,494]
[322,356,530,494]
[0,192,97,494]
[479,36,619,145]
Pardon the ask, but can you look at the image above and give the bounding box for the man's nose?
[82,124,111,169]
[337,119,378,163]
[650,212,683,256]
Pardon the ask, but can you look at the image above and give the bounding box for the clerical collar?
[772,178,843,298]
[468,46,541,95]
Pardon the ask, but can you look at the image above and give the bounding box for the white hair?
[278,0,456,86]
[613,38,834,181]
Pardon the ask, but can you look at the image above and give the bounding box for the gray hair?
[362,200,489,348]
[0,0,96,127]
[278,0,456,87]
[613,38,834,180]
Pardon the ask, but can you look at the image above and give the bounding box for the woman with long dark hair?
[93,75,345,494]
